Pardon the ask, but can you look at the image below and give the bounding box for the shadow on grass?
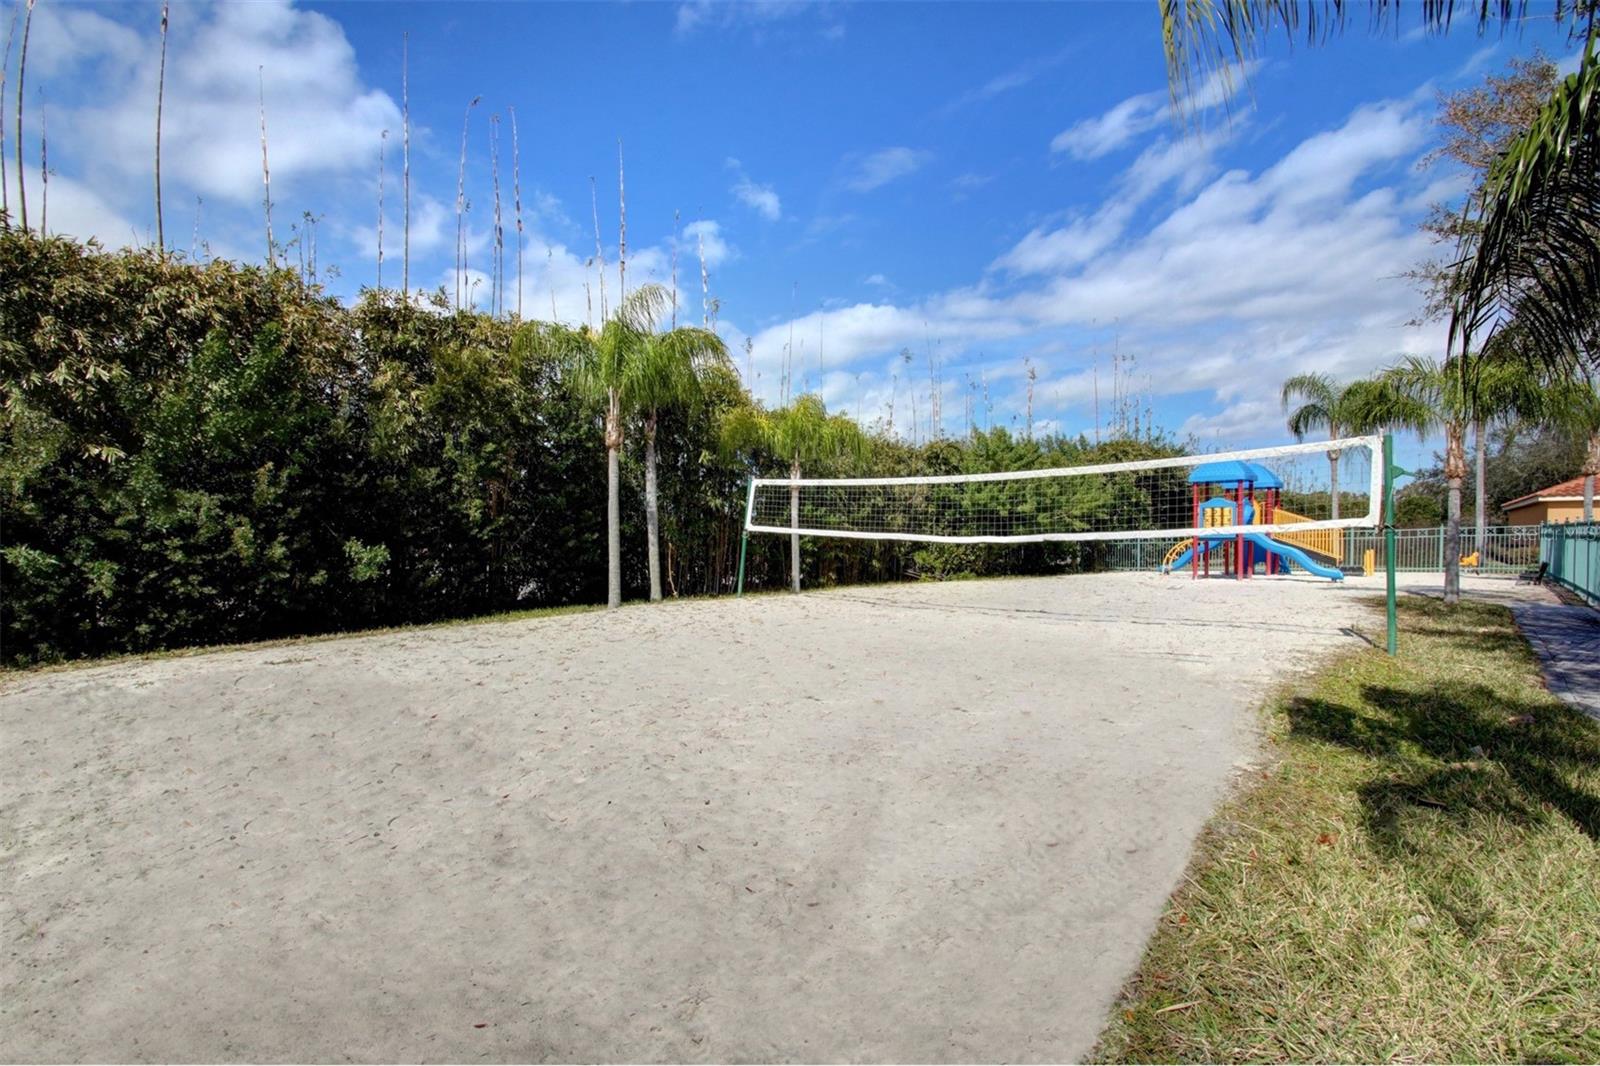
[1284,681,1600,936]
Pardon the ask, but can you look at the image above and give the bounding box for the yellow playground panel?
[1267,506,1343,563]
[1162,502,1346,571]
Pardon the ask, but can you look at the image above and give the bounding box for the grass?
[1094,594,1600,1063]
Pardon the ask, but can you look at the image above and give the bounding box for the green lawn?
[1095,595,1600,1063]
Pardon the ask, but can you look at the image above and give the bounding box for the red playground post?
[1191,483,1200,580]
[1234,482,1245,579]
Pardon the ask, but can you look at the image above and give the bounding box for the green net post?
[735,478,754,597]
[1384,433,1399,656]
[735,533,749,597]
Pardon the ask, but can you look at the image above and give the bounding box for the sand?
[3,570,1384,1063]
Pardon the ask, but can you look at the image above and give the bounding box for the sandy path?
[2,571,1380,1063]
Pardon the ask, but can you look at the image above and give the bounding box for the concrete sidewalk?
[1402,576,1600,722]
[1510,598,1600,721]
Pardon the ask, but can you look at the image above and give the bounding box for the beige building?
[1501,476,1593,525]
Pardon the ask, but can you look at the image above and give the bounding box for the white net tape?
[745,436,1381,544]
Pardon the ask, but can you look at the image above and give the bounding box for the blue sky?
[13,0,1585,460]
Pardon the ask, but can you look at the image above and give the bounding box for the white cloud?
[67,0,400,206]
[19,165,142,248]
[1050,64,1255,160]
[863,273,892,288]
[682,219,734,268]
[726,158,781,220]
[992,207,1129,276]
[842,147,932,192]
[993,134,1229,277]
[674,0,832,38]
[1051,92,1168,160]
[746,91,1447,447]
[27,4,144,79]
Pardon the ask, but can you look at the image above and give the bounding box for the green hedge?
[1,232,1181,664]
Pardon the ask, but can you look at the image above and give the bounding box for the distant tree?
[1541,370,1600,520]
[516,283,725,608]
[1491,418,1594,521]
[1280,372,1379,522]
[1393,488,1444,529]
[722,394,868,592]
[632,303,728,601]
[1353,352,1558,603]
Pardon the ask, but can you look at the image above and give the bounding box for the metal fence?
[1098,525,1543,575]
[1541,521,1600,606]
[1348,526,1541,574]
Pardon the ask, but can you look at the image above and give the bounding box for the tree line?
[0,230,1183,665]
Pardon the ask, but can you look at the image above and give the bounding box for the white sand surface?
[3,571,1384,1063]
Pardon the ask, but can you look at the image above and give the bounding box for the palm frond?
[629,325,729,415]
[722,393,869,474]
[1159,0,1534,120]
[1353,362,1442,439]
[1280,371,1334,410]
[1449,36,1600,372]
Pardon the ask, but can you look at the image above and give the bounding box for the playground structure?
[1161,460,1346,581]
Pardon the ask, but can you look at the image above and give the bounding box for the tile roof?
[1502,475,1590,510]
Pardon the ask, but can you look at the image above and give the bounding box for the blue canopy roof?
[1187,460,1284,489]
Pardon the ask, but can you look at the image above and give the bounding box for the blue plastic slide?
[1166,533,1343,581]
[1244,533,1343,580]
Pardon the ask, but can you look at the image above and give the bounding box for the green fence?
[1541,521,1600,606]
[1099,525,1542,575]
[1348,526,1541,574]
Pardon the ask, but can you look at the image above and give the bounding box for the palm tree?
[1280,372,1373,521]
[633,306,728,602]
[516,286,660,608]
[1352,352,1556,604]
[723,394,869,592]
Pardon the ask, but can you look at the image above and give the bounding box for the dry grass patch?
[1095,595,1600,1063]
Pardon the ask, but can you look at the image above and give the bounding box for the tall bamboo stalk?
[36,88,43,234]
[258,66,273,265]
[377,129,386,289]
[548,246,556,321]
[401,32,409,294]
[509,105,522,320]
[1024,357,1036,439]
[698,222,709,328]
[154,0,168,255]
[819,304,825,394]
[14,0,34,231]
[616,139,626,302]
[1,2,16,227]
[455,95,480,309]
[786,282,796,402]
[670,209,679,328]
[490,113,502,317]
[191,195,201,258]
[589,176,607,320]
[1092,359,1100,445]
